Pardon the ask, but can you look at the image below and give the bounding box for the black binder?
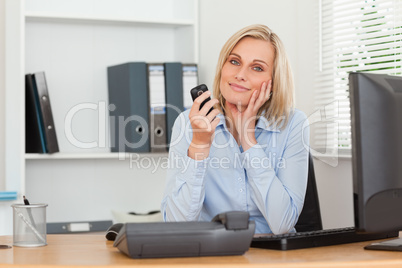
[26,74,45,153]
[182,64,198,110]
[107,62,150,152]
[164,62,184,149]
[25,72,59,154]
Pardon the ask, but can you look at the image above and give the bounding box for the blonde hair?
[212,24,295,127]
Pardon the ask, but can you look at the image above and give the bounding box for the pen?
[23,195,36,226]
[23,195,30,205]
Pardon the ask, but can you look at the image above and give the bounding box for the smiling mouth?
[229,83,250,92]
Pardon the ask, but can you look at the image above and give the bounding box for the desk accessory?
[47,220,113,234]
[365,237,402,251]
[11,202,48,247]
[252,227,399,250]
[106,223,124,241]
[112,210,162,223]
[113,211,255,258]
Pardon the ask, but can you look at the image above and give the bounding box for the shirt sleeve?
[160,112,209,222]
[241,111,310,234]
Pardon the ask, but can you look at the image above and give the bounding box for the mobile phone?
[190,84,214,115]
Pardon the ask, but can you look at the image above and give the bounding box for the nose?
[235,67,247,81]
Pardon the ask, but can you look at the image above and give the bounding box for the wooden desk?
[0,235,401,267]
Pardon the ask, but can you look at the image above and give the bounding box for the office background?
[0,0,354,235]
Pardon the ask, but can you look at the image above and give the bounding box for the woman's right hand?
[188,91,220,160]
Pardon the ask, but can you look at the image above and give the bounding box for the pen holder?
[11,203,48,247]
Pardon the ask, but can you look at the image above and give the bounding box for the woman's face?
[220,37,274,111]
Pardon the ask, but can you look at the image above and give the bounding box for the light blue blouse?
[161,108,310,234]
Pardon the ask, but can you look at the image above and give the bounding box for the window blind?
[313,0,402,156]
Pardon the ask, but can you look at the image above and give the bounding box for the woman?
[161,24,309,234]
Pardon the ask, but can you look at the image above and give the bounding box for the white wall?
[199,0,354,229]
[0,0,15,236]
[0,0,5,190]
[26,157,167,223]
[198,0,315,116]
[294,0,317,116]
[314,159,354,228]
[0,0,12,235]
[198,0,297,92]
[294,0,354,228]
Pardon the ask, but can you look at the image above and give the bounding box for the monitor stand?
[365,236,402,251]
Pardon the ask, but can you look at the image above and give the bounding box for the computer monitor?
[349,72,402,234]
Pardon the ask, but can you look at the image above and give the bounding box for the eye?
[230,59,240,66]
[253,66,263,72]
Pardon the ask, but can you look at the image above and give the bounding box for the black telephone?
[190,84,214,115]
[112,211,255,259]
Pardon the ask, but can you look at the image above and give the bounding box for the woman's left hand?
[226,80,272,151]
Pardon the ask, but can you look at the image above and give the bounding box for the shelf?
[25,12,194,28]
[3,0,198,236]
[25,152,168,160]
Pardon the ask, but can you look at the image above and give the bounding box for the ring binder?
[107,62,151,152]
[164,62,185,149]
[148,64,168,152]
[25,72,59,154]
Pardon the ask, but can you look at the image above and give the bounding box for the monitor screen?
[349,72,402,233]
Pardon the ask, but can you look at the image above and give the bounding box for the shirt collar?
[216,113,281,133]
[255,115,281,133]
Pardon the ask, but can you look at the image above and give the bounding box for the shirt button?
[239,189,243,192]
[238,178,242,181]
